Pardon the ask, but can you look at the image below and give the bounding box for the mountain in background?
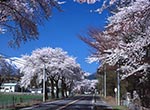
[8,57,24,69]
[87,72,97,80]
[0,56,23,75]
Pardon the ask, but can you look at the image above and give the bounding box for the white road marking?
[57,97,84,110]
[91,94,95,109]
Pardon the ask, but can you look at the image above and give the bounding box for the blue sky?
[0,1,109,74]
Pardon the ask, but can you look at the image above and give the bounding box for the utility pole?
[43,64,46,102]
[117,66,120,105]
[104,65,107,98]
[101,71,104,97]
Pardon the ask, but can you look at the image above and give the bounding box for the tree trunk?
[50,78,55,99]
[64,82,68,98]
[61,78,65,98]
[45,81,48,100]
[55,80,59,98]
[68,80,73,96]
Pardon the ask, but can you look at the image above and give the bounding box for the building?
[0,83,20,92]
[30,88,43,94]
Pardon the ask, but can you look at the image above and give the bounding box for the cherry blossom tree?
[79,0,150,107]
[58,57,83,97]
[75,0,133,13]
[0,0,135,48]
[73,79,98,94]
[0,0,62,47]
[83,0,150,78]
[20,47,83,99]
[0,0,137,48]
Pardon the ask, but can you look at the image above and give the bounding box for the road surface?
[21,95,113,110]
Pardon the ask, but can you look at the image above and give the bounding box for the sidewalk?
[103,96,128,110]
[94,95,113,110]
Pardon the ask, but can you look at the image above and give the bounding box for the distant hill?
[87,73,97,80]
[0,56,23,75]
[8,57,24,69]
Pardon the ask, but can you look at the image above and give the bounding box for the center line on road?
[92,94,95,104]
[57,97,84,110]
[91,94,95,109]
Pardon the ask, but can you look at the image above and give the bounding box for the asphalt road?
[21,95,113,110]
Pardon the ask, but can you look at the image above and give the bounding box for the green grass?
[0,92,43,108]
[112,105,129,110]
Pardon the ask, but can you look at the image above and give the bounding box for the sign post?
[114,88,117,105]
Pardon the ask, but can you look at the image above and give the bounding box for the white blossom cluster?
[73,79,98,93]
[87,0,150,79]
[75,0,97,4]
[20,47,83,88]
